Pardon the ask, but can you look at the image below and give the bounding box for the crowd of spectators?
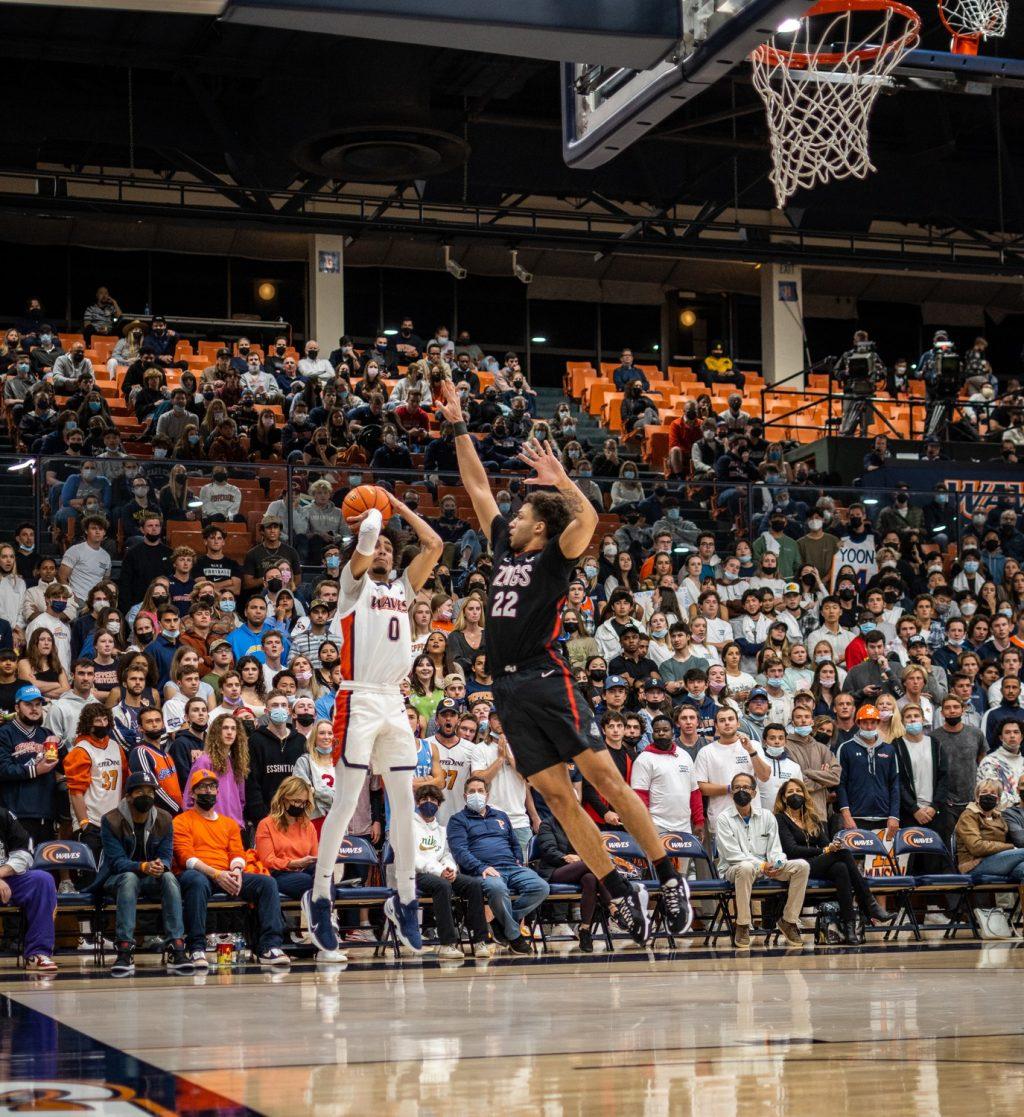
[0,294,1022,968]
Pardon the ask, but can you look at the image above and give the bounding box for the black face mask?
[135,632,153,646]
[563,621,579,634]
[151,594,169,607]
[785,793,806,810]
[295,713,315,728]
[652,736,674,751]
[131,795,154,813]
[92,725,110,740]
[589,669,607,682]
[195,792,218,811]
[814,730,832,744]
[732,788,754,806]
[188,722,206,736]
[978,794,1000,812]
[143,728,163,743]
[266,577,283,593]
[286,804,307,818]
[199,595,216,608]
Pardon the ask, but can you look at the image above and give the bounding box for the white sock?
[381,767,417,905]
[311,765,366,902]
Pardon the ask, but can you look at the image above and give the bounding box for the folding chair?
[648,831,733,949]
[34,841,101,963]
[380,840,472,952]
[835,829,917,941]
[523,836,613,953]
[893,827,977,940]
[599,830,660,948]
[331,835,395,956]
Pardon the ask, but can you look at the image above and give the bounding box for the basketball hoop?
[938,0,1007,55]
[751,0,921,208]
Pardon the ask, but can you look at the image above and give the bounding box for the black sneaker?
[166,939,195,975]
[611,883,650,946]
[578,927,594,953]
[507,935,533,956]
[110,943,134,978]
[661,877,693,936]
[489,918,509,947]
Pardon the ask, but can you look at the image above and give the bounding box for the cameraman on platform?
[835,330,886,437]
[919,330,967,439]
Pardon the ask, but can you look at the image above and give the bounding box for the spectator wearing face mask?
[244,691,307,826]
[752,513,800,581]
[955,778,1024,883]
[65,702,128,862]
[197,469,244,525]
[630,714,703,834]
[977,718,1024,808]
[835,705,900,838]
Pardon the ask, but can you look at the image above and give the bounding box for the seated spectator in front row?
[955,777,1024,883]
[174,768,289,970]
[412,783,492,960]
[0,804,58,971]
[98,771,191,977]
[446,776,549,956]
[715,771,809,949]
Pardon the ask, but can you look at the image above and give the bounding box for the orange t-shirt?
[254,815,319,871]
[172,809,245,874]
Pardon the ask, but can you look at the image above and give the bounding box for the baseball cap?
[436,698,461,714]
[125,772,157,793]
[189,768,219,791]
[620,623,641,635]
[856,704,881,722]
[209,638,231,652]
[605,675,628,689]
[260,513,284,528]
[784,582,801,595]
[642,676,665,690]
[15,685,42,703]
[442,674,465,688]
[747,687,769,702]
[310,598,330,611]
[908,634,927,646]
[216,347,231,358]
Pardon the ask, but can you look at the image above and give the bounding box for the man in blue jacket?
[97,772,192,977]
[612,349,650,394]
[446,776,548,955]
[0,686,60,846]
[835,704,901,840]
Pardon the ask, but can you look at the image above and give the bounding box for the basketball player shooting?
[302,490,443,961]
[438,382,691,945]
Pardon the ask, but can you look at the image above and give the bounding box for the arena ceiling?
[2,1,1024,260]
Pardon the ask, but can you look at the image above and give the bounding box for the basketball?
[342,484,393,522]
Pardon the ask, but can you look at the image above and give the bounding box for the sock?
[311,765,365,902]
[380,767,417,905]
[601,868,632,900]
[652,856,679,887]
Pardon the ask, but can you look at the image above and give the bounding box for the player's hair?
[523,491,573,540]
[340,524,400,569]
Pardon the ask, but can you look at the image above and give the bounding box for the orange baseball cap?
[856,705,881,722]
[189,768,219,791]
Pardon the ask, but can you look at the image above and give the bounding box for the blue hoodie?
[835,733,900,822]
[446,806,522,874]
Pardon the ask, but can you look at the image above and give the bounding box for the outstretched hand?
[437,380,465,425]
[519,438,567,487]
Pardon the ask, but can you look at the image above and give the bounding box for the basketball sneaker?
[302,890,340,953]
[661,877,693,936]
[383,895,423,953]
[316,948,349,964]
[611,882,650,946]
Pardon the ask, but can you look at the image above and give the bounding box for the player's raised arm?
[520,438,599,560]
[437,380,500,544]
[343,507,384,582]
[389,493,443,592]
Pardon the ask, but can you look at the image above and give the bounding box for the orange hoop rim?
[752,0,921,70]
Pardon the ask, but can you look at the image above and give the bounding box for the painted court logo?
[0,1081,176,1115]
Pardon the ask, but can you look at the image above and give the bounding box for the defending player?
[302,493,443,960]
[438,382,691,945]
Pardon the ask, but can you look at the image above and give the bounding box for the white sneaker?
[57,880,76,895]
[923,912,949,926]
[258,948,291,968]
[550,923,574,938]
[472,942,494,959]
[189,951,209,971]
[436,944,465,960]
[315,948,349,964]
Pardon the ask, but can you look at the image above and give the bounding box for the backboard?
[560,0,811,169]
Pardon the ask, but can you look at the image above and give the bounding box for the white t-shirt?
[467,740,529,830]
[693,739,766,833]
[758,751,803,811]
[60,542,111,603]
[630,746,698,831]
[25,612,73,675]
[704,618,733,646]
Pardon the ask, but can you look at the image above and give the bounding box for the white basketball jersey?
[432,737,476,827]
[333,566,414,689]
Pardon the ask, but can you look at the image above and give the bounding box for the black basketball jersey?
[485,514,576,676]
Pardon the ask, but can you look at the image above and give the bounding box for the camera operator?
[834,330,885,437]
[919,330,967,439]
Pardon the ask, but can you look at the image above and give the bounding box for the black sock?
[601,868,632,900]
[652,857,679,886]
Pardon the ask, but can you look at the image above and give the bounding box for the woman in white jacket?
[412,784,493,959]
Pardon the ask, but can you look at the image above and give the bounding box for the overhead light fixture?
[383,328,398,336]
[257,281,277,301]
[7,459,34,472]
[512,250,533,285]
[679,309,697,328]
[444,245,467,280]
[863,498,879,505]
[188,499,204,509]
[531,336,548,344]
[653,343,660,351]
[777,17,802,32]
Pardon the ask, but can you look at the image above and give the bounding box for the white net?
[751,2,920,208]
[940,0,1007,39]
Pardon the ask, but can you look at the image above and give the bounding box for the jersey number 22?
[491,590,519,618]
